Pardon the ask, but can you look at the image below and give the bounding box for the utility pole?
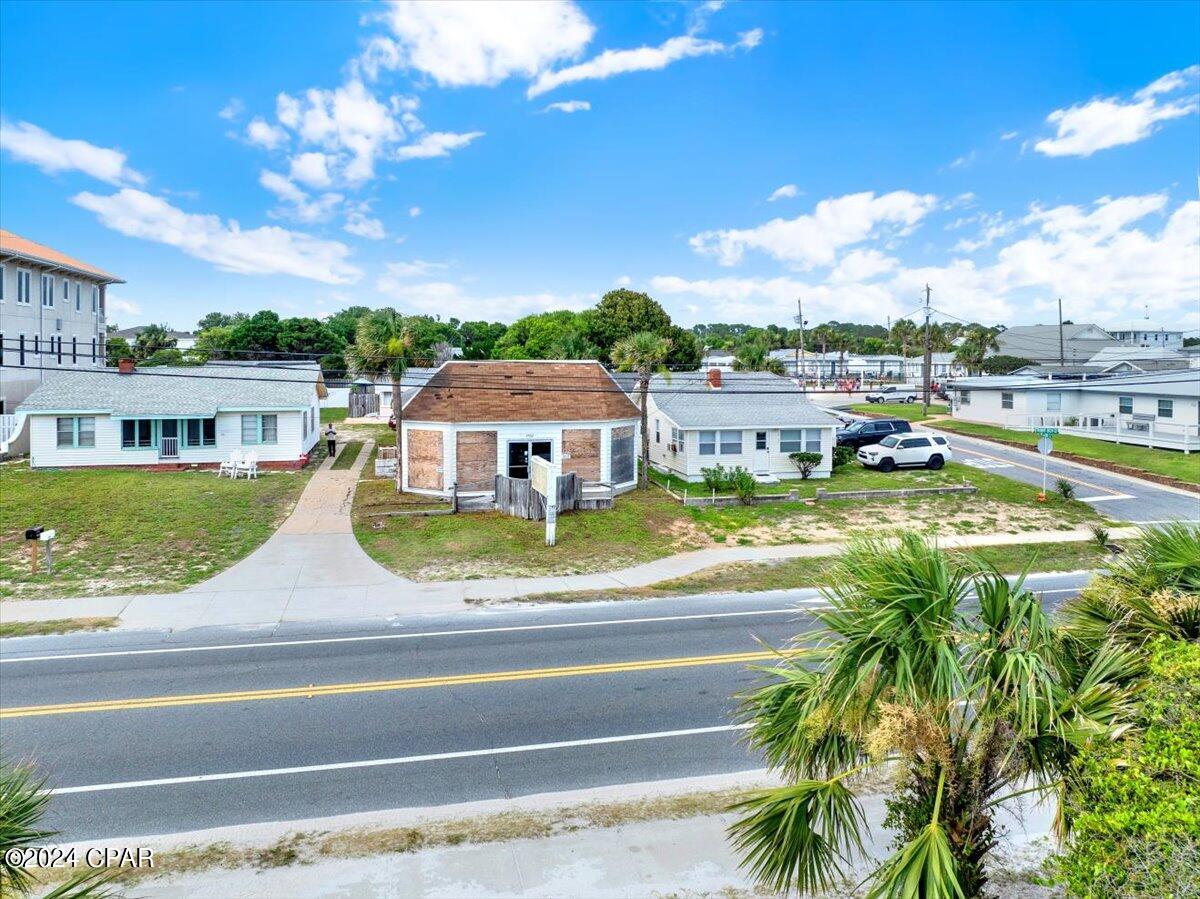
[1057,297,1065,366]
[921,284,933,417]
[794,297,807,394]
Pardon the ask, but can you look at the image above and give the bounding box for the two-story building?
[0,230,121,413]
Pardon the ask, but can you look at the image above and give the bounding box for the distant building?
[1106,325,1185,350]
[992,323,1121,365]
[110,325,197,351]
[0,230,122,412]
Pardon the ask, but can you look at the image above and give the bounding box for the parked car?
[864,384,920,403]
[857,432,952,471]
[835,417,913,449]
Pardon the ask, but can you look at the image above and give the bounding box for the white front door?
[753,431,769,472]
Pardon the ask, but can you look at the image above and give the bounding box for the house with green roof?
[11,361,326,469]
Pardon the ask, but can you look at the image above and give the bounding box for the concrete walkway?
[1,512,1137,630]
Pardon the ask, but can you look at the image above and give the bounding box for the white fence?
[1005,411,1198,453]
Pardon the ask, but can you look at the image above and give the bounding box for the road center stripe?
[0,650,781,719]
[49,724,753,795]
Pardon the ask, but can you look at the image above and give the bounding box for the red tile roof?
[0,229,124,283]
[403,361,640,423]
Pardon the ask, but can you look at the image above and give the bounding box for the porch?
[1013,412,1199,453]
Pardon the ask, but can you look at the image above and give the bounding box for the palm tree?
[553,329,602,360]
[807,325,836,384]
[132,323,176,362]
[954,326,1000,375]
[730,534,1140,898]
[732,341,786,376]
[346,310,414,489]
[611,331,672,490]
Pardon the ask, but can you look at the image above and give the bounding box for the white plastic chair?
[235,450,259,480]
[218,450,241,478]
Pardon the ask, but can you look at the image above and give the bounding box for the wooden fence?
[349,393,380,418]
[494,473,587,520]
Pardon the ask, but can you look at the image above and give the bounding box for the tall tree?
[104,336,132,366]
[133,323,176,361]
[731,535,1139,898]
[587,289,672,360]
[346,310,414,490]
[890,318,919,364]
[611,331,672,490]
[954,326,1000,374]
[196,311,233,332]
[732,341,786,375]
[276,317,345,358]
[226,310,282,358]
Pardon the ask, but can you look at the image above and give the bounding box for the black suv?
[835,417,913,449]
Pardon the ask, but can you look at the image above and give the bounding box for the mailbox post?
[24,526,55,574]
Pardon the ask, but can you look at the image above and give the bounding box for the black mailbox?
[25,526,44,541]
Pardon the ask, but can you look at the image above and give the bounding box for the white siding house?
[950,370,1200,452]
[640,369,842,482]
[14,362,325,468]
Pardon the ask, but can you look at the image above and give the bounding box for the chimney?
[117,358,136,374]
[707,367,722,389]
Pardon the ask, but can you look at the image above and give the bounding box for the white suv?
[857,432,952,471]
[864,385,920,403]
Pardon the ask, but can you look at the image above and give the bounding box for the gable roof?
[647,371,840,429]
[111,326,195,341]
[0,229,124,284]
[17,363,321,416]
[993,324,1119,362]
[1088,346,1185,364]
[402,361,639,423]
[951,369,1200,398]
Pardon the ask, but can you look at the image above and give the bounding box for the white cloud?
[528,29,762,98]
[258,170,343,223]
[952,212,1017,253]
[767,183,797,202]
[289,152,332,188]
[947,150,975,169]
[0,119,145,186]
[380,259,448,278]
[274,79,405,183]
[246,117,289,150]
[105,295,142,318]
[690,190,939,269]
[73,188,361,284]
[409,206,421,217]
[1034,65,1199,157]
[376,273,586,321]
[1000,130,1018,141]
[344,211,386,240]
[365,0,595,87]
[218,98,244,121]
[614,275,632,287]
[544,100,591,114]
[394,130,485,161]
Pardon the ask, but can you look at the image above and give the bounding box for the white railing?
[1005,412,1198,452]
[160,436,179,459]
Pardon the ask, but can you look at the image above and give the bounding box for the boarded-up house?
[399,360,640,497]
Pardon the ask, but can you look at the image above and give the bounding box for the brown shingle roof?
[0,229,124,283]
[403,361,640,423]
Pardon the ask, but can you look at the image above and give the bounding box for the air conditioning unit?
[668,442,679,453]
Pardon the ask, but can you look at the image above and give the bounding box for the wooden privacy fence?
[494,472,592,520]
[349,393,380,418]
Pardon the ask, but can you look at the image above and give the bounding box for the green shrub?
[731,468,758,505]
[1057,639,1200,897]
[1089,523,1110,547]
[700,463,755,494]
[788,451,823,479]
[832,444,856,469]
[1055,477,1076,500]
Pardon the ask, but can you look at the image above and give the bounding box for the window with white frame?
[75,282,81,311]
[670,426,683,452]
[41,274,54,308]
[780,429,822,453]
[958,389,970,406]
[1158,399,1173,419]
[719,430,742,455]
[57,416,95,448]
[698,430,716,455]
[655,418,660,443]
[1046,392,1061,412]
[62,279,70,304]
[1001,392,1014,410]
[241,413,278,445]
[1118,396,1133,415]
[92,286,99,313]
[0,263,5,301]
[17,269,31,304]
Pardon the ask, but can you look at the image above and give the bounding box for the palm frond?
[729,777,867,895]
[0,761,57,895]
[865,772,964,899]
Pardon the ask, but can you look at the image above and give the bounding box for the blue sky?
[2,0,1197,336]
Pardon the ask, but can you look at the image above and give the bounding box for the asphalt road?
[1,573,1090,841]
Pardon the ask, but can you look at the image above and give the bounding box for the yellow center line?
[0,650,780,719]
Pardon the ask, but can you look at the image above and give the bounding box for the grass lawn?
[847,403,950,421]
[934,420,1200,485]
[320,407,347,424]
[354,460,1100,581]
[0,616,118,637]
[516,540,1114,603]
[330,441,363,470]
[650,459,971,498]
[0,461,317,600]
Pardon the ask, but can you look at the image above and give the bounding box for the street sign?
[1037,436,1053,455]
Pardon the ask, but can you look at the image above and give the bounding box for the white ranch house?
[639,369,842,482]
[949,369,1200,453]
[12,361,324,468]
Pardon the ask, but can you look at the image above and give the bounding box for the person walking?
[325,424,338,458]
